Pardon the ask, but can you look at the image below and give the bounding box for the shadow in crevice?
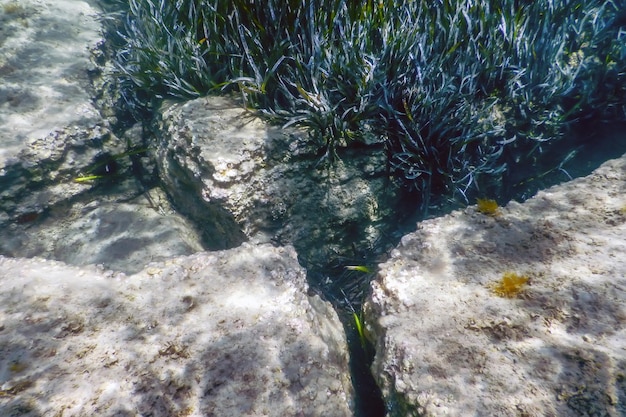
[154,143,247,250]
[338,311,386,417]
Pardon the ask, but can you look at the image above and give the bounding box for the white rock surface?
[0,2,209,274]
[0,0,103,168]
[0,244,354,416]
[365,153,626,416]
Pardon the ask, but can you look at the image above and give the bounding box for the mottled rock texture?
[0,0,114,223]
[0,117,205,274]
[0,1,207,273]
[156,96,404,266]
[365,153,626,416]
[0,244,354,416]
[0,0,102,168]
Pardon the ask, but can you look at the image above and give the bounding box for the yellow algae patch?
[477,198,499,216]
[489,272,529,298]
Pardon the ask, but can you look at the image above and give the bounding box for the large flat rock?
[365,153,626,416]
[0,244,354,416]
[0,0,103,168]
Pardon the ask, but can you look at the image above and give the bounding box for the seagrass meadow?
[107,0,626,207]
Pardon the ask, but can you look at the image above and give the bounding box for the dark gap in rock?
[340,311,386,417]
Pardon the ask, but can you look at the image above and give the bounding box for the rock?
[0,0,100,210]
[0,181,207,274]
[0,124,127,218]
[364,153,626,416]
[0,118,205,274]
[0,244,354,416]
[0,1,207,273]
[156,96,405,268]
[0,0,124,222]
[0,0,103,168]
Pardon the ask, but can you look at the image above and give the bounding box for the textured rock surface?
[0,244,354,416]
[0,124,126,220]
[0,2,207,273]
[0,0,103,168]
[156,96,404,266]
[0,120,208,274]
[365,153,626,416]
[0,0,120,222]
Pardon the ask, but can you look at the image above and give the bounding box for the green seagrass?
[109,0,625,206]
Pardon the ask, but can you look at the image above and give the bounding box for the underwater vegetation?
[490,272,529,298]
[73,148,148,184]
[353,311,366,347]
[2,3,23,14]
[345,265,373,273]
[476,198,500,216]
[342,267,371,347]
[108,0,626,208]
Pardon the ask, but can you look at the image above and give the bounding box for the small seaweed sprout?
[341,289,367,349]
[345,265,372,273]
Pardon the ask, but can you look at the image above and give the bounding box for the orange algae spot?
[477,198,499,215]
[490,272,529,298]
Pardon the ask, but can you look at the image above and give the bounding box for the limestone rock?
[0,244,354,416]
[0,1,208,273]
[0,116,205,274]
[156,96,403,267]
[0,0,103,168]
[0,0,122,222]
[0,124,126,218]
[365,153,626,416]
[0,0,107,243]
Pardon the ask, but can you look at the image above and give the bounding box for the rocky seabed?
[1,1,625,416]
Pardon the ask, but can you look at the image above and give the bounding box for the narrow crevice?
[306,263,390,417]
[340,311,386,417]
